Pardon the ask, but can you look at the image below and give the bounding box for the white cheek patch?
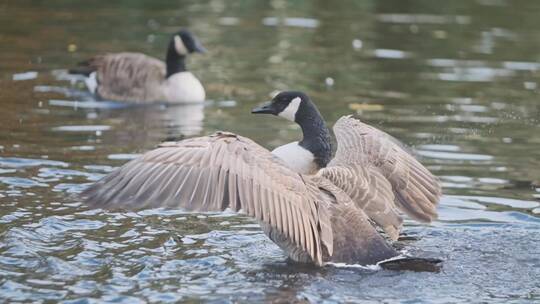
[278,97,301,121]
[174,35,188,55]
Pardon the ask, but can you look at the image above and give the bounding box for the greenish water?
[1,0,540,303]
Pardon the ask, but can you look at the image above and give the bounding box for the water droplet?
[352,39,363,50]
[524,81,537,90]
[325,77,335,87]
[67,44,77,52]
[433,30,447,39]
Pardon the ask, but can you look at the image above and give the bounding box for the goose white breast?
[271,141,316,174]
[163,72,205,103]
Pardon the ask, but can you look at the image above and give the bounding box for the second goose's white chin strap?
[174,35,188,55]
[278,97,301,122]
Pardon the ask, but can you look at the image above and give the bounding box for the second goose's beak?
[251,101,275,114]
[193,41,207,53]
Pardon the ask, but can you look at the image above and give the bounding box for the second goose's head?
[166,29,206,77]
[168,29,207,56]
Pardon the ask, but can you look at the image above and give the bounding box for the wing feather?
[330,116,442,223]
[82,132,331,265]
[318,165,402,240]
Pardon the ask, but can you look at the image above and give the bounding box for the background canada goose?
[81,91,442,267]
[70,29,206,104]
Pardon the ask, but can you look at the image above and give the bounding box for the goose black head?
[166,29,206,77]
[169,29,207,56]
[251,91,312,123]
[252,90,332,168]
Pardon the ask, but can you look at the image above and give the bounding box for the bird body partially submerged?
[81,91,442,267]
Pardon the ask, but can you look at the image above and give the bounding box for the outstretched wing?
[330,115,442,223]
[81,132,332,265]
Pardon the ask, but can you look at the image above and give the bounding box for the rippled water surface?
[1,0,540,303]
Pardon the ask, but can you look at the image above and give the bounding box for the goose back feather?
[318,164,403,240]
[78,52,205,103]
[83,53,167,102]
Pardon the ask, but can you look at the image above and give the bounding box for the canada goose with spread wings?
[81,91,442,267]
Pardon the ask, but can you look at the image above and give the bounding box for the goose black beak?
[193,41,207,54]
[251,101,275,114]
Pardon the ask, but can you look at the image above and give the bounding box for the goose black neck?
[296,102,332,168]
[165,48,186,77]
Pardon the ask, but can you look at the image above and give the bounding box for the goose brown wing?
[313,177,398,264]
[88,53,166,102]
[81,132,332,265]
[318,165,402,240]
[330,116,442,223]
